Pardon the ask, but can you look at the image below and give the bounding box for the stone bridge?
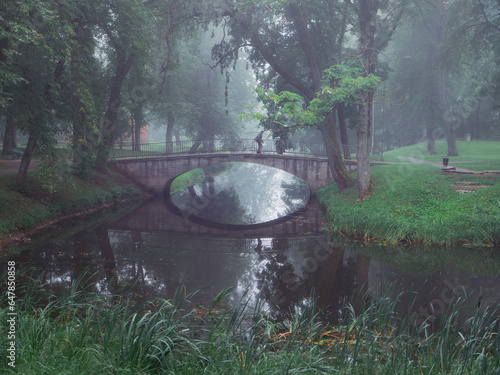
[110,153,359,194]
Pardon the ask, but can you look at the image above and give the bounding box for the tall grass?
[1,271,499,374]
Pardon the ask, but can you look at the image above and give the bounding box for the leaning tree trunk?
[188,140,202,154]
[287,2,352,191]
[97,48,136,170]
[320,114,353,191]
[16,129,38,188]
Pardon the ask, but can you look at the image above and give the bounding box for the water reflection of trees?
[197,187,255,225]
[170,162,309,225]
[15,212,500,327]
[252,237,370,324]
[280,180,310,216]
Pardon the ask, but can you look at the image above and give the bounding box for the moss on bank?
[0,170,144,245]
[318,164,500,246]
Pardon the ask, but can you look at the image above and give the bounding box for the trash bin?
[443,158,449,166]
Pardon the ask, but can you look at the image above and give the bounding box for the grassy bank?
[0,170,143,246]
[1,272,499,374]
[318,142,500,246]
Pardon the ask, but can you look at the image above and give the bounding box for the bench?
[11,148,23,159]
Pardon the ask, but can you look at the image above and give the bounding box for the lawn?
[380,140,500,171]
[318,141,500,246]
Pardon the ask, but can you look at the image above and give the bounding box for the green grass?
[319,140,500,246]
[0,170,142,243]
[381,140,500,169]
[1,271,499,374]
[319,165,500,246]
[169,168,205,194]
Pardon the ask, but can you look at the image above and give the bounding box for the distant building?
[119,123,149,145]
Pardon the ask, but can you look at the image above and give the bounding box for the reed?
[1,272,499,374]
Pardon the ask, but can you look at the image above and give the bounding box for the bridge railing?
[110,139,330,159]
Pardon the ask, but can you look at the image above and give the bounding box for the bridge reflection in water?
[15,195,500,326]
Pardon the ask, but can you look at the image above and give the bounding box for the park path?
[397,156,490,174]
[0,159,39,176]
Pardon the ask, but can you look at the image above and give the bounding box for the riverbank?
[318,142,500,247]
[0,168,146,250]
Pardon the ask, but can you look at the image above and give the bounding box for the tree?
[344,0,405,200]
[0,0,71,188]
[95,0,152,169]
[380,0,500,156]
[0,0,54,157]
[211,0,356,191]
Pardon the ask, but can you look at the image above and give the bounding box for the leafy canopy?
[250,63,381,127]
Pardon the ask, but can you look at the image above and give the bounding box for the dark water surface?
[4,162,500,324]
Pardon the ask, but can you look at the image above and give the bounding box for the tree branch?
[477,0,500,33]
[344,0,359,14]
[249,31,315,99]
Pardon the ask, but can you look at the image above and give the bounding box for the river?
[5,162,500,325]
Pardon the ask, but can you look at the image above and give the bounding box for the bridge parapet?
[110,139,329,159]
[109,153,356,194]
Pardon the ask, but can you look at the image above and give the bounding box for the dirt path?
[0,159,39,176]
[396,156,492,174]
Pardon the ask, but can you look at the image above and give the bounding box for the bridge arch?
[109,153,357,194]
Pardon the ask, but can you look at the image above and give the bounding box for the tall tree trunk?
[16,57,65,187]
[2,112,16,156]
[166,112,175,154]
[337,104,351,159]
[16,128,38,188]
[132,103,144,151]
[354,0,378,201]
[97,48,136,170]
[165,73,174,154]
[437,65,459,156]
[427,127,436,154]
[426,44,437,155]
[287,3,352,191]
[71,20,95,177]
[357,92,374,200]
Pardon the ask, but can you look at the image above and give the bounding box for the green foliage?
[0,171,141,238]
[34,145,76,194]
[318,142,500,246]
[252,63,381,129]
[169,168,205,195]
[0,0,54,108]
